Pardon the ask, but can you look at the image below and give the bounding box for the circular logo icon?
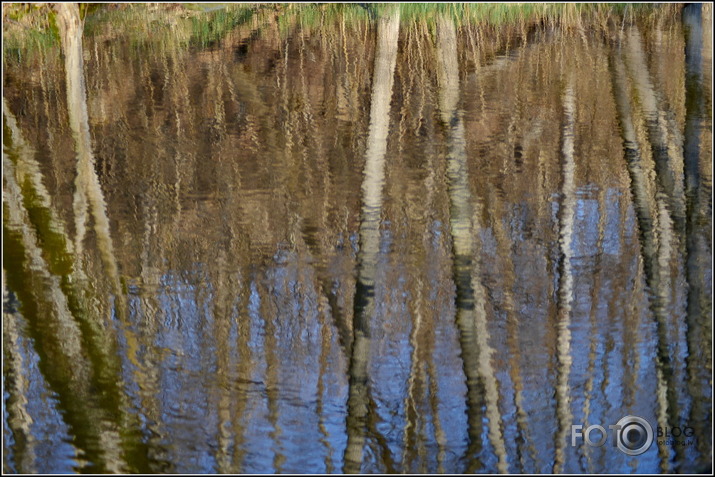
[615,415,653,456]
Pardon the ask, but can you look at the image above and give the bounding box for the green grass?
[385,2,675,28]
[3,3,260,59]
[2,3,60,60]
[2,3,681,61]
[80,3,258,50]
[188,5,255,47]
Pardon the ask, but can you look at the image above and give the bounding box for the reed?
[2,3,59,59]
[3,3,260,58]
[3,2,681,60]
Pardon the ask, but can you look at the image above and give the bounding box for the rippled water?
[2,4,712,474]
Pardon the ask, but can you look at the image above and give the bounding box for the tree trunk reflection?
[343,7,400,473]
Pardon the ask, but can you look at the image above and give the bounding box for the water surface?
[2,4,712,474]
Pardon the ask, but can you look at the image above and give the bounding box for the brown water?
[2,5,712,474]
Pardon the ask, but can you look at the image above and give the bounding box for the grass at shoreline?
[2,2,683,59]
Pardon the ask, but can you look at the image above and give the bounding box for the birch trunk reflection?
[55,3,89,257]
[682,4,713,467]
[401,104,446,472]
[3,98,161,471]
[436,15,509,474]
[580,191,606,473]
[6,5,157,473]
[2,296,36,474]
[56,3,121,294]
[57,5,151,439]
[487,193,539,473]
[3,155,122,473]
[484,41,539,473]
[622,27,687,234]
[553,81,576,474]
[610,46,673,472]
[343,8,400,473]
